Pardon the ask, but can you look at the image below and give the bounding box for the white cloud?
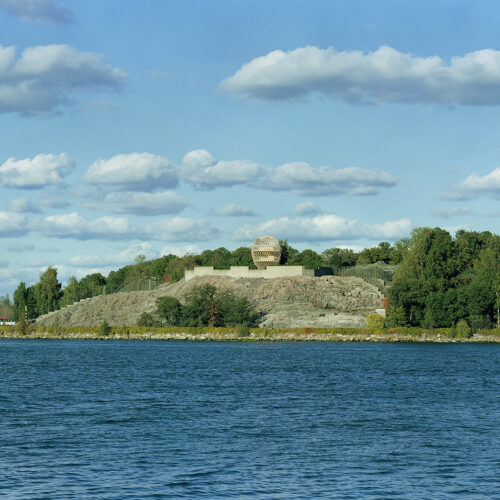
[234,214,412,243]
[146,217,220,242]
[440,167,500,200]
[432,207,472,219]
[34,212,219,242]
[85,153,178,191]
[38,212,138,240]
[262,162,397,195]
[85,191,189,215]
[181,149,265,190]
[216,204,256,216]
[181,149,397,195]
[8,197,42,213]
[0,153,74,188]
[0,44,127,115]
[0,212,29,236]
[221,45,500,106]
[69,242,158,268]
[292,201,322,215]
[0,0,73,24]
[160,244,202,257]
[40,195,70,208]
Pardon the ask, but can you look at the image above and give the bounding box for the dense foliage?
[156,284,259,327]
[387,228,499,328]
[10,228,499,330]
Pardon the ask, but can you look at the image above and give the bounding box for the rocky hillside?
[35,275,384,328]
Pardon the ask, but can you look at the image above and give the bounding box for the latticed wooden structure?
[251,235,281,269]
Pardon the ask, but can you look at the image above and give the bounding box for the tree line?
[11,239,405,321]
[10,228,499,330]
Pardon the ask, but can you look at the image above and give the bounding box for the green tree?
[60,276,81,307]
[156,296,183,325]
[34,267,62,315]
[13,282,27,321]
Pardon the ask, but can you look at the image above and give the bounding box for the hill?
[35,275,384,329]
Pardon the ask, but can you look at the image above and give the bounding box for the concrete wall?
[185,265,314,281]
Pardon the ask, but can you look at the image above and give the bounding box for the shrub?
[366,313,385,332]
[384,306,408,328]
[49,316,62,336]
[17,311,31,336]
[234,324,250,337]
[455,319,472,339]
[136,312,160,327]
[100,320,112,337]
[156,296,183,326]
[182,284,259,328]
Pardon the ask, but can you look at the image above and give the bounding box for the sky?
[0,0,499,296]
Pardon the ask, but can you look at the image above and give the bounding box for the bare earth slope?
[35,275,384,328]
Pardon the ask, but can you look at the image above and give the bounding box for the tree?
[156,296,183,325]
[35,267,62,315]
[295,249,322,269]
[79,273,106,299]
[13,282,27,321]
[321,248,356,272]
[60,276,80,307]
[182,284,222,326]
[231,247,254,267]
[279,240,299,265]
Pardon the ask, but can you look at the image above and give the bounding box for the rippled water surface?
[1,340,499,499]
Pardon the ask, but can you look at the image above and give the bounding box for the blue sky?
[0,0,499,296]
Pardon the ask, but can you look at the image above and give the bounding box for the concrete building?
[185,265,314,281]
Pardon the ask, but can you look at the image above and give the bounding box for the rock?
[35,275,384,329]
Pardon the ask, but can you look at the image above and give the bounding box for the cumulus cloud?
[69,242,158,268]
[146,217,220,242]
[440,167,500,200]
[160,244,202,257]
[234,214,412,242]
[262,163,397,195]
[38,212,138,240]
[220,45,500,106]
[8,197,42,213]
[432,207,472,219]
[0,153,74,188]
[0,211,29,236]
[0,44,127,115]
[292,201,322,215]
[216,204,256,216]
[85,191,189,215]
[34,212,219,242]
[0,0,74,24]
[182,150,397,195]
[85,153,178,191]
[182,149,265,190]
[40,195,70,208]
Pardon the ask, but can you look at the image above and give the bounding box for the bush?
[16,311,31,336]
[234,324,250,337]
[49,316,62,336]
[156,296,182,325]
[455,319,472,339]
[181,284,259,328]
[136,312,160,327]
[100,320,112,337]
[366,313,385,332]
[384,306,408,327]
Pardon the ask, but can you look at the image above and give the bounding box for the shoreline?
[1,330,499,343]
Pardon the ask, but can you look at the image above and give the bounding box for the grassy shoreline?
[1,325,499,343]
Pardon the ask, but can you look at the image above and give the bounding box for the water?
[0,340,498,499]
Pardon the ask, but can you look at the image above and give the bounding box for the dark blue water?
[0,340,498,499]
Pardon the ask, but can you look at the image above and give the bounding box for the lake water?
[0,340,498,499]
